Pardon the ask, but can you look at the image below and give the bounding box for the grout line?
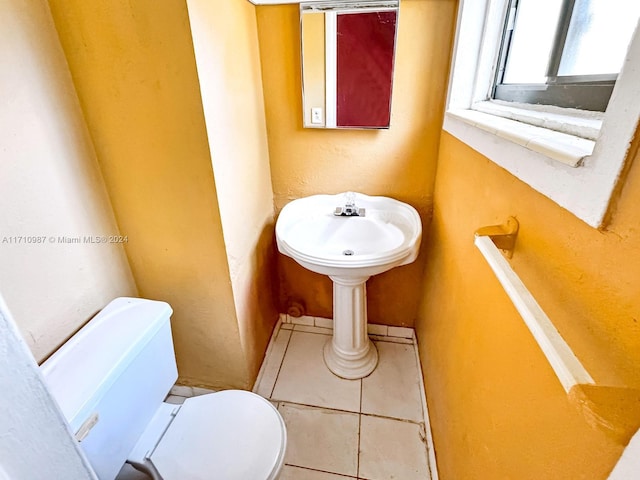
[292,325,414,344]
[357,378,363,479]
[269,325,294,399]
[252,318,283,393]
[413,331,438,480]
[291,327,332,336]
[276,399,424,426]
[279,313,416,340]
[277,400,360,416]
[283,463,357,479]
[359,411,424,425]
[369,335,414,345]
[292,324,333,335]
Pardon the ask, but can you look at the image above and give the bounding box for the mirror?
[300,1,399,129]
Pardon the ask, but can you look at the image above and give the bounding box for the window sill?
[445,0,640,228]
[447,108,595,168]
[473,100,603,141]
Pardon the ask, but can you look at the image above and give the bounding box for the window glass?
[503,0,562,84]
[558,0,640,76]
[495,0,640,110]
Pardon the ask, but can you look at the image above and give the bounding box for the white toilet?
[41,297,286,480]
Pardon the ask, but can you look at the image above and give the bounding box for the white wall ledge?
[448,109,594,167]
[473,100,603,141]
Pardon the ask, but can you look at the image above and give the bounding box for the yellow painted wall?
[257,0,457,325]
[48,0,253,389]
[417,131,640,478]
[185,0,279,380]
[0,0,136,362]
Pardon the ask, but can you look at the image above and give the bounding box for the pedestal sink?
[275,192,422,379]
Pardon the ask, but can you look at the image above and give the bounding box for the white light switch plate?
[311,107,323,125]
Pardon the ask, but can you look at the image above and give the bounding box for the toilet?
[40,297,286,480]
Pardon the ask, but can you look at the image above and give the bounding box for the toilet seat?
[149,390,286,480]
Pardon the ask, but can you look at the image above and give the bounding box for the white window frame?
[444,0,640,228]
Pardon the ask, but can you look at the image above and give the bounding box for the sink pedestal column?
[323,275,378,379]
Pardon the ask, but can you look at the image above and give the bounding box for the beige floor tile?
[164,395,186,405]
[115,464,150,480]
[254,327,292,398]
[358,415,430,480]
[280,465,356,479]
[272,331,361,412]
[190,386,216,396]
[278,403,359,477]
[362,342,423,422]
[169,385,193,397]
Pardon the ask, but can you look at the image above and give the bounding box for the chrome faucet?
[334,192,365,217]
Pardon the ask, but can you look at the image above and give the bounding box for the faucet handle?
[344,192,356,207]
[334,192,365,216]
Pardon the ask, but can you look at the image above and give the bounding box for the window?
[444,0,640,228]
[493,0,640,111]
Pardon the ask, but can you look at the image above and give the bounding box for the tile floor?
[117,317,435,480]
[254,317,433,480]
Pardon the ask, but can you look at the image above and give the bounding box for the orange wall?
[48,0,257,389]
[186,0,279,381]
[417,131,640,478]
[257,0,457,325]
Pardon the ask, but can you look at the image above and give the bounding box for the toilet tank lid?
[41,297,173,432]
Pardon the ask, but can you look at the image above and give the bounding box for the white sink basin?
[275,192,422,379]
[276,193,422,278]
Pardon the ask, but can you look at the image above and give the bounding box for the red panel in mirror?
[336,11,397,128]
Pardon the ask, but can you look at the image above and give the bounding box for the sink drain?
[342,249,354,256]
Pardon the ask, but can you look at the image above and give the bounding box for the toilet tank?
[41,297,178,480]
